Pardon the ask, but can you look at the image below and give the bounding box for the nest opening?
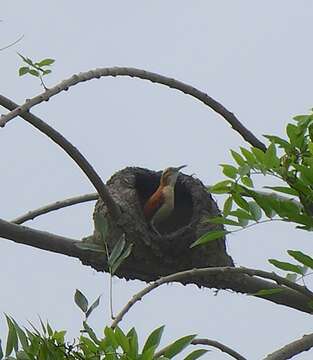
[135,170,193,234]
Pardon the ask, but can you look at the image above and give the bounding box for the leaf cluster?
[1,318,207,360]
[194,112,313,247]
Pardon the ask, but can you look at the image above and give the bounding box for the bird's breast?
[152,186,174,223]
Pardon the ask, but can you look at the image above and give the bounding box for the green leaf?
[241,176,253,188]
[94,213,109,241]
[263,186,299,196]
[83,321,100,344]
[28,69,39,77]
[286,123,297,143]
[184,349,208,360]
[223,196,233,216]
[5,315,18,356]
[232,193,250,211]
[11,319,28,350]
[254,288,284,296]
[248,201,262,221]
[220,164,238,179]
[251,147,265,163]
[141,345,158,360]
[142,325,165,354]
[127,328,138,359]
[230,150,246,166]
[18,67,30,76]
[308,142,313,155]
[111,243,133,274]
[238,164,250,176]
[184,349,209,360]
[287,250,313,269]
[42,69,52,75]
[164,335,196,359]
[240,147,256,165]
[0,339,3,360]
[104,327,119,349]
[36,58,55,67]
[74,289,88,313]
[86,295,101,319]
[229,209,254,221]
[108,235,126,268]
[209,180,232,194]
[264,143,279,168]
[190,230,228,248]
[114,327,129,353]
[268,259,304,274]
[207,217,241,226]
[294,164,313,185]
[263,135,291,150]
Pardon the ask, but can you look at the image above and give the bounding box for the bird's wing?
[143,187,164,221]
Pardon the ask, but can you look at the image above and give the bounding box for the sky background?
[1,1,313,359]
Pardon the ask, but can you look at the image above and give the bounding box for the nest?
[81,167,234,282]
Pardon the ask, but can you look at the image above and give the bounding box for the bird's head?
[160,165,187,186]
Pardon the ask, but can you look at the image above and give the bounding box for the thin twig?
[0,67,266,150]
[0,95,120,221]
[11,193,98,225]
[111,266,313,329]
[0,34,24,51]
[263,332,313,360]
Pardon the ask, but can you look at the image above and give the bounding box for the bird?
[143,165,187,234]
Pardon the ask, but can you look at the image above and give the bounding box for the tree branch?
[0,217,311,315]
[12,193,98,225]
[192,338,246,360]
[0,67,266,150]
[0,95,120,221]
[263,333,313,360]
[0,34,24,51]
[111,267,313,329]
[154,338,247,360]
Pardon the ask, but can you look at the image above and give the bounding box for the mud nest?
[81,167,234,282]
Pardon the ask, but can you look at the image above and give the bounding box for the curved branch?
[0,34,24,51]
[12,192,98,225]
[0,67,266,150]
[0,95,120,221]
[154,338,246,360]
[263,333,313,360]
[192,338,246,360]
[111,267,313,329]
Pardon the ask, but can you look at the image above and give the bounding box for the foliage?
[190,111,313,286]
[0,290,207,360]
[194,111,313,233]
[18,54,55,89]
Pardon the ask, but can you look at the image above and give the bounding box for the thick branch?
[0,218,80,257]
[192,339,246,360]
[12,193,98,225]
[111,267,313,328]
[0,67,266,150]
[263,333,313,360]
[0,95,120,221]
[0,218,311,315]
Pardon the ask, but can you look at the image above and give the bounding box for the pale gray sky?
[1,1,313,359]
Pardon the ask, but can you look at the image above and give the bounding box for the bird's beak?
[175,165,187,172]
